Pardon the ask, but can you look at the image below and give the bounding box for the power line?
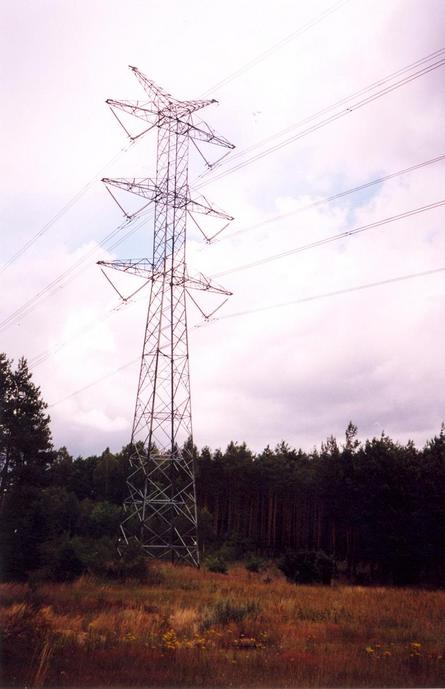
[7,51,444,333]
[208,266,445,323]
[2,3,349,276]
[33,44,445,413]
[47,263,445,407]
[5,38,443,288]
[27,191,445,371]
[0,210,151,334]
[9,50,445,360]
[200,0,351,96]
[11,40,440,281]
[198,51,445,187]
[35,198,445,381]
[29,260,151,369]
[30,308,117,369]
[205,47,445,169]
[213,198,445,278]
[47,357,140,408]
[207,152,445,247]
[0,142,134,274]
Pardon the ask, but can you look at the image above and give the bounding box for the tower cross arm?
[184,271,232,296]
[97,259,154,279]
[102,177,161,203]
[103,177,233,220]
[106,98,234,149]
[107,98,160,120]
[129,66,217,116]
[97,261,231,296]
[105,99,164,140]
[181,120,235,149]
[188,195,234,220]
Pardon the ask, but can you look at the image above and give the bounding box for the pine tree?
[0,354,52,511]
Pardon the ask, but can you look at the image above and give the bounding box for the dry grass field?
[1,563,445,688]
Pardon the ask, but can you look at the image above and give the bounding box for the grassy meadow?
[1,563,445,688]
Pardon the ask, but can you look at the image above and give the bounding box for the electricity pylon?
[98,67,234,566]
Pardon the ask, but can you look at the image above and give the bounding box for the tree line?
[1,353,444,586]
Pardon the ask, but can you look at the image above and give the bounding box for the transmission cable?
[206,266,445,324]
[47,357,140,408]
[6,52,445,334]
[204,47,445,170]
[212,198,445,278]
[29,255,151,370]
[47,263,445,408]
[27,186,445,370]
[200,0,351,96]
[2,1,349,275]
[0,210,152,334]
[206,152,445,247]
[197,51,445,187]
[31,194,445,374]
[30,308,119,369]
[0,142,134,274]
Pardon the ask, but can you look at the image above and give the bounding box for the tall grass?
[1,565,445,687]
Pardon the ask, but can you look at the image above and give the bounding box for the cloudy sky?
[1,0,445,456]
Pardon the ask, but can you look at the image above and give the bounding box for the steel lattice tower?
[98,67,234,566]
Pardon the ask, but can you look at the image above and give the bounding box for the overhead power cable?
[200,0,351,96]
[208,266,445,324]
[29,308,118,369]
[27,187,445,372]
[213,198,445,278]
[0,210,151,334]
[32,197,445,376]
[6,51,445,337]
[0,142,134,274]
[28,253,151,370]
[47,264,445,408]
[205,47,445,169]
[198,50,445,187]
[207,152,445,247]
[47,357,140,408]
[16,192,445,365]
[2,2,349,276]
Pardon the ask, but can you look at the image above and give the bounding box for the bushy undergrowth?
[245,555,267,573]
[278,549,335,585]
[33,536,149,583]
[2,564,445,688]
[201,598,260,630]
[204,555,228,574]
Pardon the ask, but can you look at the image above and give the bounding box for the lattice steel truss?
[98,67,234,566]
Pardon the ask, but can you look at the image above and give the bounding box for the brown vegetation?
[1,563,445,687]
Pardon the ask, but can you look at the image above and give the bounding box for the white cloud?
[1,0,444,455]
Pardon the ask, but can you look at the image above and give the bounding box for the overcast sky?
[1,0,445,456]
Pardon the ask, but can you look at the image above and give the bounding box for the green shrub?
[217,533,255,561]
[69,536,114,576]
[39,536,84,582]
[88,502,122,538]
[201,598,260,629]
[204,555,228,574]
[105,539,148,582]
[37,536,149,583]
[245,555,266,573]
[278,550,335,585]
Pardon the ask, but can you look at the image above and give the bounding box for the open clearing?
[1,563,445,687]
